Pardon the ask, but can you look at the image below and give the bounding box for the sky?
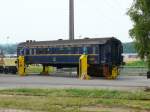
[0,0,133,44]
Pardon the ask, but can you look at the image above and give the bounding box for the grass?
[0,88,149,112]
[26,65,55,74]
[26,65,43,73]
[125,60,147,67]
[1,88,150,100]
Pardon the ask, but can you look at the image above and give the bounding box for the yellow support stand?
[18,56,26,76]
[110,66,119,79]
[79,54,90,80]
[41,66,49,75]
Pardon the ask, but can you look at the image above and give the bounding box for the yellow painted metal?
[18,56,26,76]
[41,66,49,75]
[79,54,90,80]
[110,66,119,79]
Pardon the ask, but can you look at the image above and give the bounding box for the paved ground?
[0,73,149,91]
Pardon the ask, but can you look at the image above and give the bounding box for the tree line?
[0,44,17,54]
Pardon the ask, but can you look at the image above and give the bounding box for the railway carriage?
[17,37,123,79]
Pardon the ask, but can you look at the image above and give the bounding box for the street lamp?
[69,0,74,40]
[6,36,10,54]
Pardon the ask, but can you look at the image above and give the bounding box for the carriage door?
[111,42,118,65]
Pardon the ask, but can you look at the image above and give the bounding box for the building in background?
[122,53,140,62]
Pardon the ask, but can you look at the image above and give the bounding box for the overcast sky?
[0,0,133,44]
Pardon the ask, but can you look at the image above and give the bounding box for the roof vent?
[84,37,90,39]
[26,40,30,43]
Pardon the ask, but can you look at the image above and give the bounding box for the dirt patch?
[0,109,32,112]
[144,87,150,92]
[80,105,149,112]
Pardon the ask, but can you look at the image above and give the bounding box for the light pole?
[6,36,10,54]
[69,0,74,40]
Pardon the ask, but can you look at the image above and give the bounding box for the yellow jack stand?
[41,66,49,75]
[18,56,26,76]
[110,66,119,79]
[79,54,90,80]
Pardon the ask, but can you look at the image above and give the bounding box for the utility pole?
[69,0,74,40]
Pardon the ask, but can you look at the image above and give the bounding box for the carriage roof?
[18,37,121,47]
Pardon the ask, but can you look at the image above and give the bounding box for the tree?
[127,0,150,70]
[123,42,136,53]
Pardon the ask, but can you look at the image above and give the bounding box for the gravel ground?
[0,73,149,91]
